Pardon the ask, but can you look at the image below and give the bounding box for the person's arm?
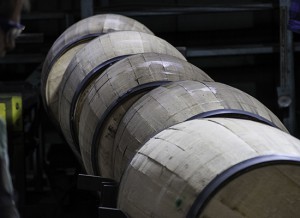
[289,0,300,33]
[0,118,20,218]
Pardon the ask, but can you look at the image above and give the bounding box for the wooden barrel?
[41,13,153,126]
[118,118,300,218]
[113,80,288,181]
[58,31,186,161]
[76,53,213,176]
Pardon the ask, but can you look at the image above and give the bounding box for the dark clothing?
[0,119,20,218]
[289,0,300,33]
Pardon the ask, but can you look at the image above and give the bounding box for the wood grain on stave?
[58,31,186,157]
[118,118,300,218]
[41,13,153,126]
[76,53,212,176]
[113,80,288,181]
[201,164,300,218]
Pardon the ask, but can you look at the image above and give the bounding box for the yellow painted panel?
[11,96,22,131]
[0,103,6,123]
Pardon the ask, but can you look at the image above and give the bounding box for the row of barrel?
[41,14,300,218]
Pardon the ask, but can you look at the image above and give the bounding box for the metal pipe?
[278,0,296,134]
[96,4,274,17]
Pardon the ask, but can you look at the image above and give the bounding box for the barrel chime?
[41,14,300,218]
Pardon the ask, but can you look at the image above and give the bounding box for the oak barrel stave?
[118,118,300,218]
[76,53,212,176]
[41,13,153,131]
[113,80,288,181]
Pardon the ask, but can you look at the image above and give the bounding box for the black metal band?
[187,108,278,129]
[187,154,300,218]
[41,33,101,124]
[48,33,102,74]
[91,81,171,175]
[69,55,131,153]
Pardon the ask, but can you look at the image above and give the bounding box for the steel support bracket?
[77,174,119,208]
[99,207,128,218]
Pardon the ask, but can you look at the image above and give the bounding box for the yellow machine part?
[0,95,23,132]
[11,96,22,132]
[0,103,6,123]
